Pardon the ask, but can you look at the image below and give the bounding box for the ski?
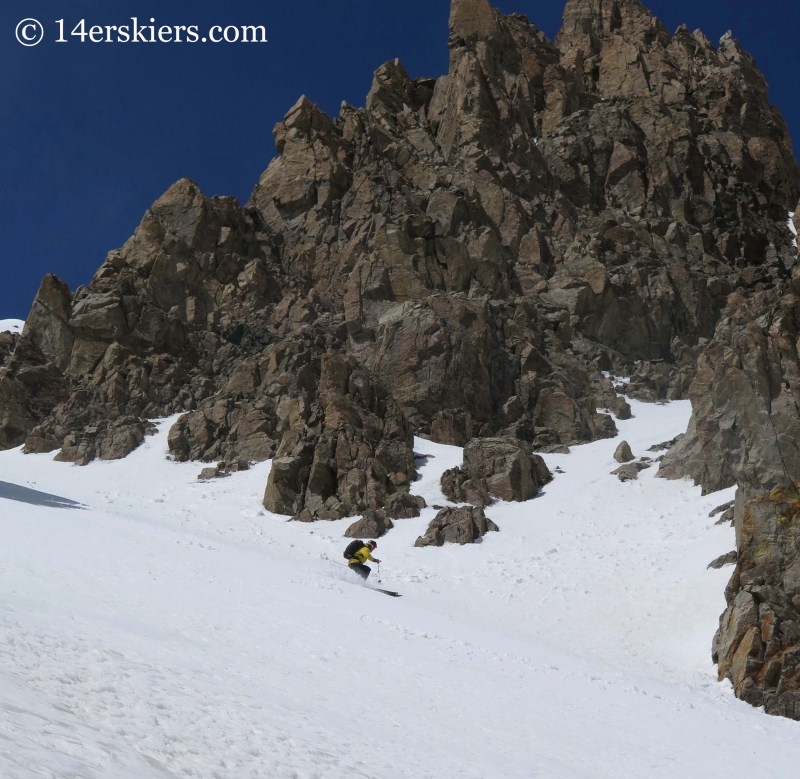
[323,554,400,595]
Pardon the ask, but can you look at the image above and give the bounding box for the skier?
[345,540,381,581]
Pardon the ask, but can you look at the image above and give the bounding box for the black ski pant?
[349,563,371,580]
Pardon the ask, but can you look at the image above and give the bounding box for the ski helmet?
[367,540,377,550]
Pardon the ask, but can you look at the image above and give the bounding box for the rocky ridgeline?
[0,0,799,715]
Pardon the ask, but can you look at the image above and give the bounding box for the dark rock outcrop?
[708,551,738,570]
[385,491,426,519]
[415,505,498,547]
[197,458,249,481]
[4,184,285,461]
[464,438,553,501]
[710,500,735,518]
[262,352,416,520]
[657,416,721,491]
[441,466,492,507]
[441,437,553,504]
[345,509,394,539]
[612,461,650,482]
[0,181,418,519]
[0,329,70,451]
[661,285,800,718]
[0,331,18,368]
[614,441,634,463]
[6,0,795,467]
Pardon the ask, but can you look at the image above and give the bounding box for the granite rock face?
[0,182,418,516]
[8,184,283,462]
[0,325,70,451]
[261,352,415,521]
[247,0,795,453]
[661,283,800,718]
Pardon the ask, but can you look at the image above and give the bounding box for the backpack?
[343,540,365,561]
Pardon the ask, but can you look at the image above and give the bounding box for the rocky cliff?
[1,0,799,714]
[659,273,800,718]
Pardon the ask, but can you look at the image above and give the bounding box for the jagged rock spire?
[449,0,499,42]
[556,0,656,54]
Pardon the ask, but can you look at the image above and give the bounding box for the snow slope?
[1,399,799,778]
[0,319,24,334]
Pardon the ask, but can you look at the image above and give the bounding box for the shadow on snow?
[0,481,85,510]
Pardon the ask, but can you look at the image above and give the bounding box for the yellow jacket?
[348,545,377,565]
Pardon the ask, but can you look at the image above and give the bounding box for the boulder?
[440,467,491,507]
[614,441,634,463]
[198,466,227,481]
[611,399,632,420]
[414,506,498,547]
[263,433,315,516]
[345,509,394,539]
[384,492,426,519]
[463,438,553,502]
[611,462,650,482]
[198,458,249,481]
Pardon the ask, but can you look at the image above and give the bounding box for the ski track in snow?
[1,398,799,777]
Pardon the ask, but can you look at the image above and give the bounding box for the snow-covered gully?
[1,398,799,778]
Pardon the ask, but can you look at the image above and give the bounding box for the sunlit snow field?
[1,393,799,778]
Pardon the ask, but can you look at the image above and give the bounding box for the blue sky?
[1,0,798,319]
